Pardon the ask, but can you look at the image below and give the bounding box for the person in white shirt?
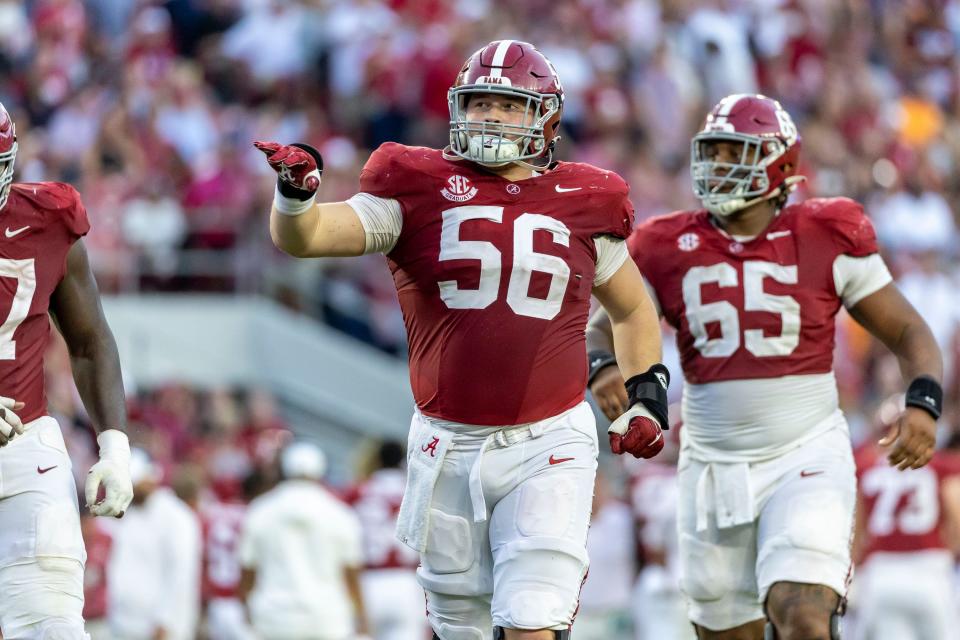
[238,441,370,640]
[106,448,202,640]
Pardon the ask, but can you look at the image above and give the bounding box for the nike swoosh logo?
[549,455,575,465]
[5,226,29,238]
[37,465,57,474]
[800,469,824,478]
[766,230,792,240]
[555,185,582,193]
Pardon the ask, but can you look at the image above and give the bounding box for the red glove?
[254,141,323,197]
[608,404,664,459]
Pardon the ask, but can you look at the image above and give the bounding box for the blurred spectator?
[106,448,202,640]
[871,161,956,255]
[120,180,187,281]
[344,440,425,640]
[238,442,370,640]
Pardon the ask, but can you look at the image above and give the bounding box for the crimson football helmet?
[0,103,15,211]
[691,94,803,216]
[446,40,563,168]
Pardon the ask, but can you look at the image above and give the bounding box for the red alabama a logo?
[422,436,440,457]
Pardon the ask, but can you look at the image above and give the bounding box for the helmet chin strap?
[706,175,806,217]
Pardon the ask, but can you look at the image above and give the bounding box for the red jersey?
[343,469,419,570]
[629,198,879,384]
[0,183,88,422]
[200,500,247,600]
[82,518,113,620]
[856,447,960,557]
[360,143,634,425]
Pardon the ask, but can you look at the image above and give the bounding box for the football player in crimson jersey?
[255,40,669,640]
[851,398,960,640]
[587,93,943,640]
[343,441,427,640]
[0,103,132,639]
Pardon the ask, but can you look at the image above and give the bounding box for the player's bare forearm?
[852,284,942,469]
[270,201,367,258]
[50,241,127,432]
[849,283,943,382]
[592,260,661,378]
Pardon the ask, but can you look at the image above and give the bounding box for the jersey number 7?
[0,258,35,360]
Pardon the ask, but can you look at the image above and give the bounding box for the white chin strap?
[467,134,521,166]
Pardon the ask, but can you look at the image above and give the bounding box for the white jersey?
[107,488,202,640]
[239,480,363,640]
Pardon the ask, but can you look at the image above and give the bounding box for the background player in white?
[588,94,942,640]
[345,441,427,640]
[238,442,370,640]
[106,448,202,640]
[255,40,669,640]
[0,101,133,639]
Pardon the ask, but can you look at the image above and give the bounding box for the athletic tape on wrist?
[97,429,130,459]
[905,375,943,420]
[273,185,316,216]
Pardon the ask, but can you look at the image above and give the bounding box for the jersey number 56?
[437,205,571,321]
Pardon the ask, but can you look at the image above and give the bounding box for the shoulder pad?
[11,182,89,237]
[801,197,878,257]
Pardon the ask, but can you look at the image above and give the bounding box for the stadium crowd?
[6,0,960,637]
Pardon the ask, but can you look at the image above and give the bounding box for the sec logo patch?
[441,175,478,202]
[677,233,699,252]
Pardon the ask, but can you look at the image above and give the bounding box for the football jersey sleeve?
[604,173,635,240]
[819,198,880,258]
[358,142,413,199]
[57,183,91,239]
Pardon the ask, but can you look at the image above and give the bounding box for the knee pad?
[37,621,89,640]
[426,590,490,640]
[493,628,570,639]
[491,537,587,630]
[764,613,842,640]
[431,625,485,640]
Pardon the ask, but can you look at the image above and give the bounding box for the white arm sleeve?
[345,192,403,254]
[593,236,630,287]
[833,253,893,308]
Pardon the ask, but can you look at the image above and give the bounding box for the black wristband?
[624,364,670,430]
[276,143,325,200]
[587,350,618,386]
[905,375,943,420]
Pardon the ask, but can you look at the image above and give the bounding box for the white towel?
[395,417,453,552]
[695,461,754,532]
